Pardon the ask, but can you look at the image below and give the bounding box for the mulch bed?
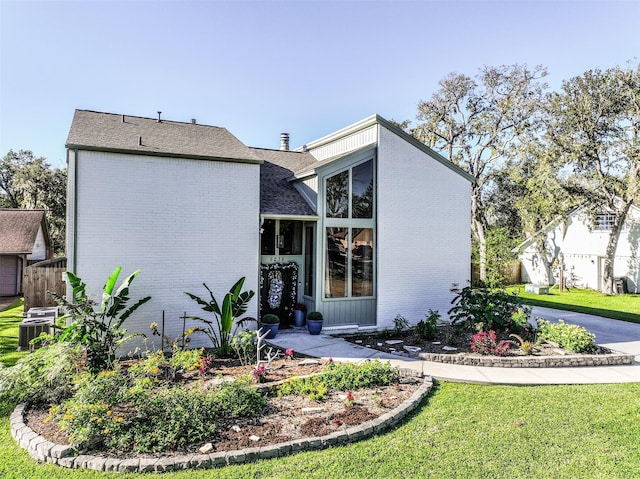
[23,357,420,456]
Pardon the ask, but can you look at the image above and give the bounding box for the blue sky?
[1,0,638,169]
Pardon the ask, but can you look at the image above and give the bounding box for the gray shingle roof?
[252,148,318,216]
[0,209,47,254]
[66,110,260,163]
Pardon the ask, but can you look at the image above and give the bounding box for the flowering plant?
[252,364,267,383]
[470,330,511,356]
[293,303,306,311]
[284,348,294,359]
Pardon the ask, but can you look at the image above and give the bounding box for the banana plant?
[185,277,255,356]
[50,266,151,373]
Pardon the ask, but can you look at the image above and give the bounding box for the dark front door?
[260,262,298,328]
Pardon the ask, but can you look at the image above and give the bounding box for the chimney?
[280,133,290,151]
[191,119,196,124]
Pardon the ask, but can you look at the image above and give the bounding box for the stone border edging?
[10,373,433,473]
[414,351,634,367]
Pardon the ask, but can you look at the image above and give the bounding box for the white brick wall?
[69,150,260,352]
[376,126,471,328]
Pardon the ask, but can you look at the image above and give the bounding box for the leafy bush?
[416,310,440,340]
[307,311,323,320]
[170,348,205,371]
[536,319,596,353]
[277,360,399,401]
[260,314,280,324]
[185,277,256,356]
[50,267,151,373]
[449,286,525,332]
[470,330,511,356]
[53,370,265,453]
[231,329,257,366]
[0,342,82,415]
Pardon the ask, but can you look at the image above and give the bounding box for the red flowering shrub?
[470,330,511,356]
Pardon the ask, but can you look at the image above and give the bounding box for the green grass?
[1,382,640,478]
[507,285,640,324]
[0,298,28,367]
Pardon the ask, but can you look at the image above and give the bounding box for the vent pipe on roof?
[157,111,162,123]
[191,119,196,124]
[121,114,125,123]
[280,133,290,151]
[138,136,142,146]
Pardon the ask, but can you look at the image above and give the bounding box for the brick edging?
[10,374,433,473]
[415,351,635,367]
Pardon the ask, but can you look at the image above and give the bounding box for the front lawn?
[508,285,640,324]
[0,298,28,367]
[1,381,640,478]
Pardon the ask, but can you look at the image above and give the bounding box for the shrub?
[170,348,205,371]
[0,342,82,415]
[260,314,280,324]
[449,286,524,332]
[53,371,265,453]
[276,360,399,401]
[307,311,323,320]
[231,329,257,366]
[470,330,511,356]
[536,319,596,353]
[416,310,440,340]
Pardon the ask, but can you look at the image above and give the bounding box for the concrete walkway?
[267,307,640,385]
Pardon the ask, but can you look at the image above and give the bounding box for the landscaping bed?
[338,324,634,368]
[12,356,429,472]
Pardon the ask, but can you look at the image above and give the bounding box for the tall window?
[324,159,375,299]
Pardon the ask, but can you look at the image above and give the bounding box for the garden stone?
[432,341,441,345]
[299,359,321,365]
[199,442,213,453]
[377,342,383,346]
[404,345,422,353]
[249,435,261,442]
[442,346,458,351]
[302,407,325,414]
[385,340,404,345]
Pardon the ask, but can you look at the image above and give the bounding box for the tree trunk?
[533,237,552,285]
[471,192,487,281]
[602,202,632,294]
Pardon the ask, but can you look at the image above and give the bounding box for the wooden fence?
[23,257,67,312]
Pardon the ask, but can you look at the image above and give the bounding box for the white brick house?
[517,204,640,293]
[66,110,472,343]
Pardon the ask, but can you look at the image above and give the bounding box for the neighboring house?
[0,209,52,296]
[65,110,472,346]
[517,204,640,293]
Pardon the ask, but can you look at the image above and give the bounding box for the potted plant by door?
[293,303,306,327]
[260,314,280,339]
[306,311,323,335]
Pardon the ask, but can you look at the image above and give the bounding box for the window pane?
[352,228,374,296]
[261,219,275,255]
[326,171,349,218]
[325,227,348,298]
[279,220,302,255]
[304,226,314,297]
[352,159,373,219]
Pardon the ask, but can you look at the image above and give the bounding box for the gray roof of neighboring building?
[0,209,48,254]
[252,148,318,216]
[66,110,261,163]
